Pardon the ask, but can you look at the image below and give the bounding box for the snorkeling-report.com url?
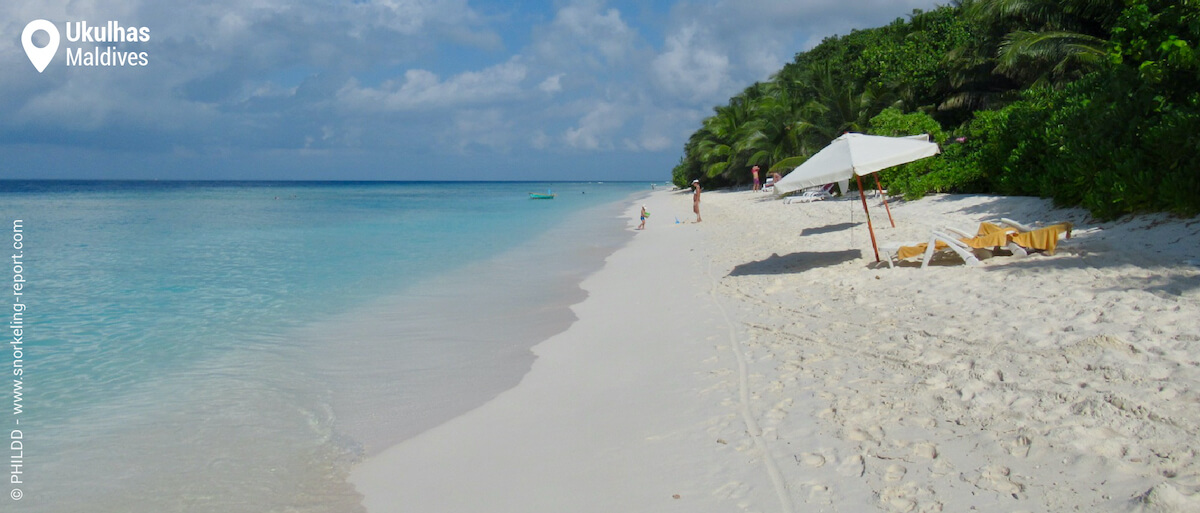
[10,219,26,502]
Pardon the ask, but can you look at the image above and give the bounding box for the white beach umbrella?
[773,133,939,195]
[774,133,941,262]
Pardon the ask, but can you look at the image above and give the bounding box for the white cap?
[692,179,699,183]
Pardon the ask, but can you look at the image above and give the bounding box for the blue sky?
[2,0,945,181]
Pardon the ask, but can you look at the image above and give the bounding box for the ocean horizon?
[1,180,651,512]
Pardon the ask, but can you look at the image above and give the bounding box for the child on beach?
[637,205,648,230]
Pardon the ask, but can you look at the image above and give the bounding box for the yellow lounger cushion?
[895,222,1072,260]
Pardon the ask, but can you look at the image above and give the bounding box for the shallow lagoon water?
[0,180,646,512]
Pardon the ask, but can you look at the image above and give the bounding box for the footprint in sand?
[884,464,908,482]
[806,483,833,505]
[975,465,1024,496]
[901,416,938,429]
[912,442,939,460]
[880,483,942,513]
[880,487,917,512]
[846,427,874,442]
[1006,434,1032,458]
[846,425,885,444]
[796,452,826,467]
[766,398,792,419]
[958,381,987,402]
[838,454,866,478]
[868,425,886,441]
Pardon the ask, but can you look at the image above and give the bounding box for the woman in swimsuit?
[691,180,702,222]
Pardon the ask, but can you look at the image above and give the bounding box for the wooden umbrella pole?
[857,174,880,262]
[874,173,895,228]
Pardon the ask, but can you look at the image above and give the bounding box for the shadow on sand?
[800,222,859,237]
[986,252,1200,296]
[729,249,863,276]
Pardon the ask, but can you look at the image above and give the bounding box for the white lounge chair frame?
[885,218,1067,268]
[783,183,835,204]
[882,231,982,269]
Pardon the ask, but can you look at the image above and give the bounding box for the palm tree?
[939,0,1022,116]
[800,62,899,142]
[695,100,753,180]
[739,80,808,170]
[965,0,1121,86]
[996,30,1108,85]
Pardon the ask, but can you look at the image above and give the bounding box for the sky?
[2,0,946,181]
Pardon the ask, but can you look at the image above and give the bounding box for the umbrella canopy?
[773,133,939,196]
[773,133,941,263]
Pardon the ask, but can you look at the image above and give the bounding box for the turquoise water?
[0,181,648,512]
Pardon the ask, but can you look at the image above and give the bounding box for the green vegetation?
[671,0,1200,219]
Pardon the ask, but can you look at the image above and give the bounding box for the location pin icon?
[22,19,60,73]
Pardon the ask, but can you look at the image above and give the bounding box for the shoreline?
[350,188,1200,512]
[1,181,657,513]
[348,188,750,511]
[307,188,649,459]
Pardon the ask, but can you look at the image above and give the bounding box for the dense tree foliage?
[672,0,1200,219]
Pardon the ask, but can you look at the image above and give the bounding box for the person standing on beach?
[751,165,760,192]
[691,179,702,222]
[637,205,648,230]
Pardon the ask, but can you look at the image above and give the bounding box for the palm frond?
[997,29,1106,82]
[769,155,810,174]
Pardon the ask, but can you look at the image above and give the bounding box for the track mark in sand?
[707,259,795,513]
[713,481,751,500]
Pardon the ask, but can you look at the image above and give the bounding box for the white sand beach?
[350,188,1200,512]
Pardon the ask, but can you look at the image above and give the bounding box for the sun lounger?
[883,231,981,268]
[783,183,835,204]
[1006,221,1073,255]
[884,220,1073,268]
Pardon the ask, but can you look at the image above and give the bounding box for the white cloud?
[0,0,949,179]
[635,128,675,152]
[530,130,549,149]
[640,0,947,111]
[650,23,731,104]
[564,101,626,150]
[355,0,490,38]
[636,106,704,152]
[538,74,564,94]
[632,133,670,151]
[449,108,513,152]
[556,2,634,62]
[338,59,528,111]
[532,0,638,68]
[689,0,942,36]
